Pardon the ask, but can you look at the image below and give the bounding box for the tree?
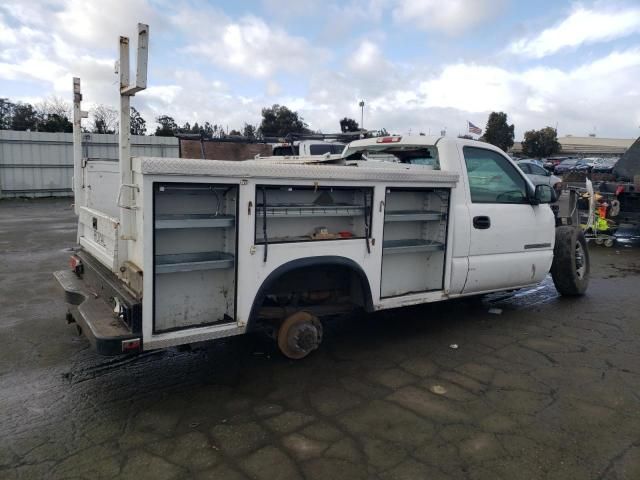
[228,129,241,136]
[36,96,71,119]
[35,97,73,132]
[202,122,215,138]
[243,123,257,139]
[339,117,359,133]
[155,115,178,136]
[481,112,514,152]
[178,121,191,134]
[0,98,16,129]
[521,127,561,158]
[91,105,118,134]
[130,107,146,135]
[259,104,309,137]
[39,114,73,133]
[11,103,39,131]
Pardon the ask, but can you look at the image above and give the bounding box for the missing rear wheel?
[277,311,323,360]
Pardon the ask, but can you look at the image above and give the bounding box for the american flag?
[468,121,482,135]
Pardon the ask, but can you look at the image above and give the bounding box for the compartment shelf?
[155,214,235,229]
[385,210,444,222]
[155,251,234,274]
[257,204,365,218]
[382,239,445,255]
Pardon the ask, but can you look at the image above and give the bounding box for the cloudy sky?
[1,0,639,139]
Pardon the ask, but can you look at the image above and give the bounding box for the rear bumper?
[54,269,141,355]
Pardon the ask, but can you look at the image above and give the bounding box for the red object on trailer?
[69,255,83,274]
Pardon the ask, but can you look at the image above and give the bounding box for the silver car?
[517,160,562,188]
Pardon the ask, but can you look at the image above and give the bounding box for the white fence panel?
[0,131,178,198]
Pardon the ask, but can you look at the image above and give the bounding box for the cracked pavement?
[1,198,639,479]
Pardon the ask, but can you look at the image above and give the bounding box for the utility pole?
[359,100,365,130]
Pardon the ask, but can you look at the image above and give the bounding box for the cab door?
[460,146,554,293]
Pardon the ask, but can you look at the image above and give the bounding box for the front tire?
[551,226,590,296]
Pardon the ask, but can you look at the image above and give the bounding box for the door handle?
[473,216,491,229]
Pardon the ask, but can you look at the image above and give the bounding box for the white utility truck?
[55,25,589,359]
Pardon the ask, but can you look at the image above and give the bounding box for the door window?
[518,163,531,174]
[463,147,529,204]
[529,164,548,176]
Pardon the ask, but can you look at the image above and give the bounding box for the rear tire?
[277,311,323,360]
[551,226,590,296]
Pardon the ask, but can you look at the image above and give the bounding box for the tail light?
[69,255,83,274]
[122,338,141,353]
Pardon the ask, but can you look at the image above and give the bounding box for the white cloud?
[392,0,506,35]
[418,64,519,112]
[508,6,640,58]
[349,40,386,73]
[1,0,639,142]
[54,0,157,49]
[266,80,281,96]
[176,12,329,78]
[294,46,640,138]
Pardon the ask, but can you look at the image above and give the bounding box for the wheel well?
[246,257,374,332]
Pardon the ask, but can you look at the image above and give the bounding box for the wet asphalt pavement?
[1,198,640,480]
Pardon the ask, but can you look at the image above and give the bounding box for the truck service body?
[55,24,589,359]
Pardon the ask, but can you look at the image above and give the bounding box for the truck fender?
[246,256,374,332]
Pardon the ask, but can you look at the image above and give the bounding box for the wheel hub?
[575,241,586,279]
[289,323,320,353]
[278,312,324,359]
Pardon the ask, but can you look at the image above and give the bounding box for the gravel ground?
[1,198,639,480]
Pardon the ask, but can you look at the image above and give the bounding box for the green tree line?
[0,98,388,140]
[1,97,556,155]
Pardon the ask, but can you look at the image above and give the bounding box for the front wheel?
[551,226,590,296]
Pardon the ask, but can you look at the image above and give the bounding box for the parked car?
[571,158,594,173]
[554,159,591,175]
[517,157,545,167]
[544,156,571,172]
[592,158,618,174]
[518,160,562,188]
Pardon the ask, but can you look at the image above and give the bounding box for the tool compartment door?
[152,182,238,333]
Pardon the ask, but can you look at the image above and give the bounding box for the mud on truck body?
[55,24,589,359]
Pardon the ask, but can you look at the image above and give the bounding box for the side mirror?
[533,184,557,204]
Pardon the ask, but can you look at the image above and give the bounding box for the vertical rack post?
[72,77,85,215]
[118,23,149,262]
[119,35,132,240]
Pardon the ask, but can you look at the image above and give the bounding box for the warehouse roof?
[512,136,635,155]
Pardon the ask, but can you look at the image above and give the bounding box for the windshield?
[309,144,345,155]
[343,145,440,170]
